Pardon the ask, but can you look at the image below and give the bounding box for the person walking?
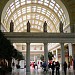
[51,61,55,75]
[63,61,67,75]
[33,62,35,69]
[42,61,47,72]
[56,61,60,75]
[68,62,70,70]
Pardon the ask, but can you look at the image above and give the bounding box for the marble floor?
[7,67,75,75]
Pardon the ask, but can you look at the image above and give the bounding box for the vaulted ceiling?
[0,0,75,33]
[1,0,74,32]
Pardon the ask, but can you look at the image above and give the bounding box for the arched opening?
[1,0,70,33]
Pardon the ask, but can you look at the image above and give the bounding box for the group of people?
[32,62,38,69]
[49,61,60,75]
[41,61,70,75]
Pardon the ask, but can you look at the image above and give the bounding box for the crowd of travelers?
[41,60,73,75]
[0,59,75,75]
[41,61,60,75]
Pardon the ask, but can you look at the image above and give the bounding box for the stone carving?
[10,20,14,32]
[27,21,30,32]
[59,21,63,33]
[43,21,47,32]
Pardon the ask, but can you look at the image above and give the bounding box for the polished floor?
[7,67,75,75]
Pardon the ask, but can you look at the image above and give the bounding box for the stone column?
[26,42,30,74]
[34,55,37,64]
[60,43,65,71]
[44,43,48,70]
[68,43,73,57]
[68,43,74,70]
[56,49,58,61]
[34,55,36,62]
[72,44,75,59]
[52,51,54,60]
[52,51,54,54]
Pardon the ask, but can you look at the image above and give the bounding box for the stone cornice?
[3,32,75,43]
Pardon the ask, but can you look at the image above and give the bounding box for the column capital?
[26,42,30,44]
[60,42,64,44]
[43,42,48,44]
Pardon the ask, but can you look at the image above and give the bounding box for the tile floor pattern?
[7,68,75,75]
